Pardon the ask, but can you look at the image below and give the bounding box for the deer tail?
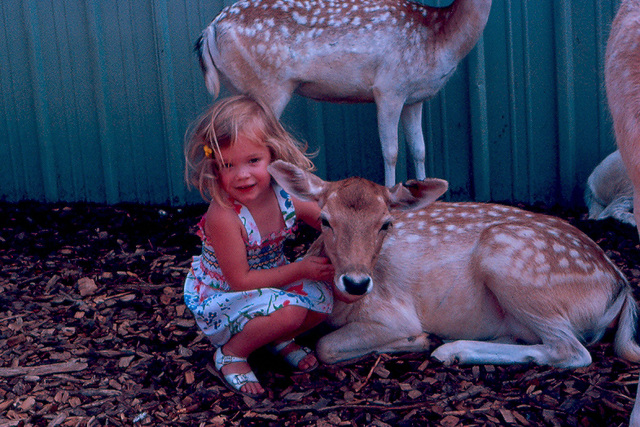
[614,287,640,362]
[195,25,220,98]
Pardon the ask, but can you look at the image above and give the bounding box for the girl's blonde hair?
[184,95,315,205]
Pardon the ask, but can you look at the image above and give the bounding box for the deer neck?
[439,0,492,60]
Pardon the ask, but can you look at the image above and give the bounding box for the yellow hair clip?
[203,145,213,158]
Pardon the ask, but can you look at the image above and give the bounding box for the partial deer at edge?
[606,0,640,237]
[585,149,635,227]
[268,160,640,424]
[605,1,640,423]
[197,0,492,186]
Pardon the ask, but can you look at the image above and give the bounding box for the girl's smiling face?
[217,134,273,207]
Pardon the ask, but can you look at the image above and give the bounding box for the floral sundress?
[183,183,333,347]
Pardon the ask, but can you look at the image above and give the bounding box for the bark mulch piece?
[1,200,639,426]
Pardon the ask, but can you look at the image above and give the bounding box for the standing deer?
[606,0,640,238]
[585,150,636,227]
[268,160,640,424]
[197,0,492,186]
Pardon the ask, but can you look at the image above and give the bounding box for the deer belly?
[295,80,375,103]
[417,279,509,341]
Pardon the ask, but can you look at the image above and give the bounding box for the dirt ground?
[1,200,640,426]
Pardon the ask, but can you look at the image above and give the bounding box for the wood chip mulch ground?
[2,200,640,427]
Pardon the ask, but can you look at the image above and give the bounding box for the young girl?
[183,95,334,398]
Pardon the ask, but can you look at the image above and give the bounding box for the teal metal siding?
[0,0,623,205]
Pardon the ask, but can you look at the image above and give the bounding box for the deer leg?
[246,86,293,119]
[269,91,294,119]
[598,196,636,226]
[316,322,432,364]
[401,102,426,181]
[431,335,592,369]
[375,96,404,187]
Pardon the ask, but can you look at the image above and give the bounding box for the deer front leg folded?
[316,322,434,364]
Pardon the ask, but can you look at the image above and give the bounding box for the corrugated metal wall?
[0,0,622,206]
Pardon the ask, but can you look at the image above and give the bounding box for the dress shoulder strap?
[233,201,261,245]
[273,182,297,230]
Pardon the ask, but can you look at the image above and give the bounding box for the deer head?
[268,160,447,302]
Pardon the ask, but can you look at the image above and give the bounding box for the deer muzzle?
[338,272,373,299]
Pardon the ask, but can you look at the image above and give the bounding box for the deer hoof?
[431,344,459,365]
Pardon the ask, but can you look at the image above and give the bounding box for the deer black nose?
[341,274,372,296]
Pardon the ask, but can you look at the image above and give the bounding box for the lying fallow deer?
[585,149,636,227]
[198,0,492,186]
[268,160,640,421]
[606,0,640,239]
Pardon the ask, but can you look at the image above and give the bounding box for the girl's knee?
[270,305,308,328]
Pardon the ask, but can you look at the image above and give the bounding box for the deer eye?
[380,220,393,232]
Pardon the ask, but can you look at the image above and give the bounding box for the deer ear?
[268,160,327,202]
[388,178,448,210]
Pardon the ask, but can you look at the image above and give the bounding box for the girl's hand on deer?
[301,256,335,282]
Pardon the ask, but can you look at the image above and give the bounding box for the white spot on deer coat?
[536,263,551,274]
[279,25,291,37]
[534,252,546,264]
[406,234,420,243]
[532,239,547,250]
[558,258,570,268]
[576,259,590,271]
[494,233,525,249]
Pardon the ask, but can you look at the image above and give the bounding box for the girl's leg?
[273,310,329,371]
[219,305,309,396]
[289,310,328,338]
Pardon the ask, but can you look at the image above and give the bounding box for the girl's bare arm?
[205,204,333,292]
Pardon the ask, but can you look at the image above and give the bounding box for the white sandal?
[271,340,319,373]
[214,347,262,397]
